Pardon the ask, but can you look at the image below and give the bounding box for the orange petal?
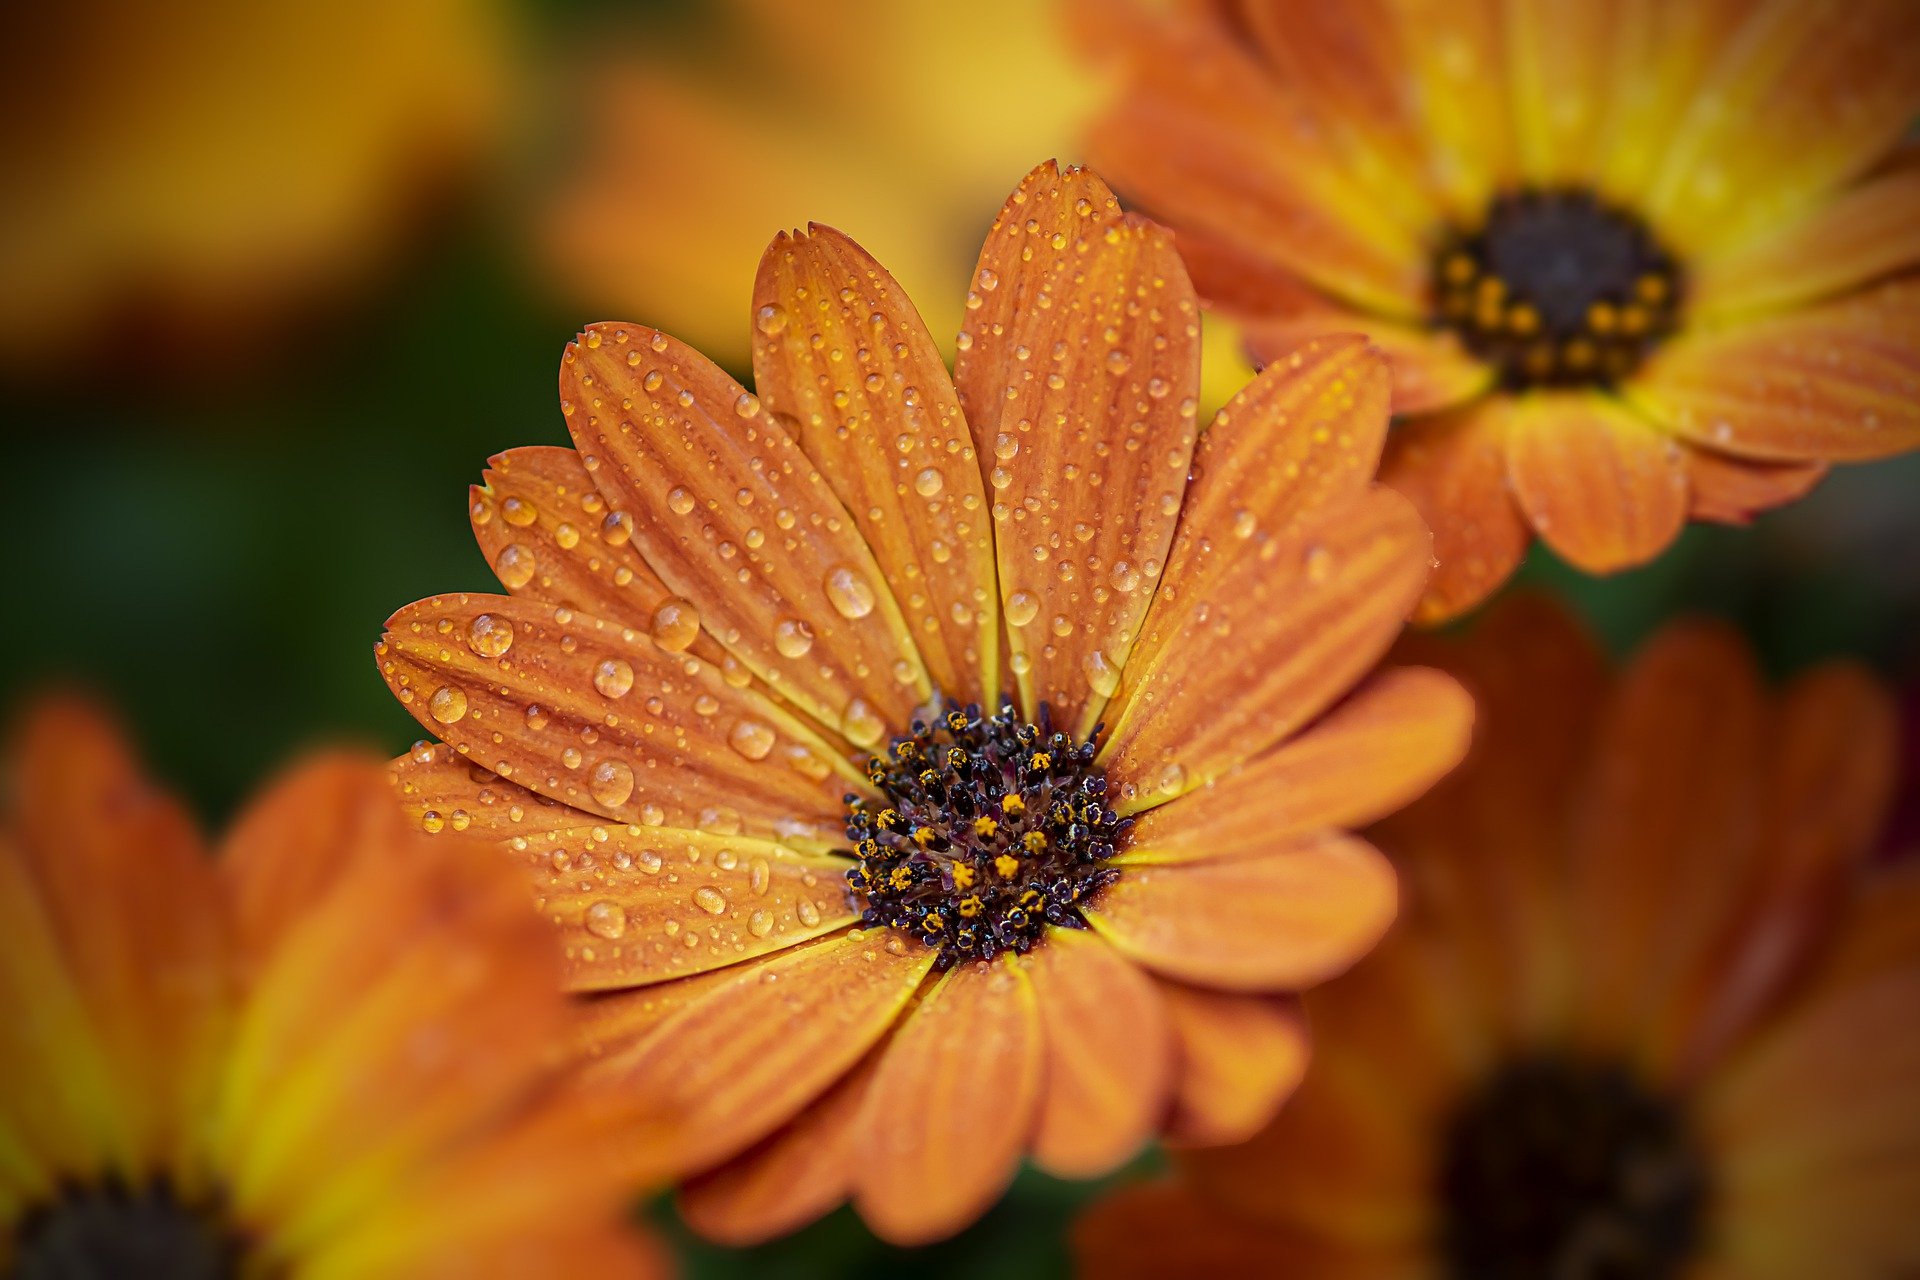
[377,592,858,850]
[1643,0,1920,254]
[1658,662,1898,1080]
[1693,166,1920,321]
[1119,666,1474,866]
[1379,400,1529,625]
[1100,484,1431,812]
[1503,0,1625,186]
[560,322,930,739]
[1086,7,1433,315]
[520,828,855,993]
[1589,1,1753,200]
[1026,929,1173,1179]
[593,929,933,1178]
[1626,276,1920,462]
[677,1052,881,1246]
[1156,982,1310,1148]
[952,162,1200,735]
[388,741,601,841]
[468,445,731,671]
[750,225,1000,705]
[1504,392,1690,574]
[853,958,1043,1245]
[1378,0,1515,219]
[1244,314,1494,417]
[1685,445,1828,524]
[1561,621,1767,1064]
[8,696,227,1182]
[1086,834,1397,992]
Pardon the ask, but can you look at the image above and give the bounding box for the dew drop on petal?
[584,900,628,940]
[494,544,536,589]
[429,686,469,724]
[824,565,877,619]
[748,910,775,938]
[1082,650,1120,698]
[841,697,887,748]
[588,758,635,808]
[692,886,728,916]
[774,617,815,658]
[914,468,944,497]
[592,658,635,699]
[667,487,697,516]
[650,598,701,651]
[1005,591,1039,627]
[728,719,776,761]
[467,613,513,658]
[796,899,821,927]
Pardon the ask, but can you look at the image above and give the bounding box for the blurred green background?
[5,1,1917,1275]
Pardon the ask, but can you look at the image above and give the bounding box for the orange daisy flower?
[1,697,665,1278]
[1086,0,1920,621]
[377,161,1473,1245]
[1076,597,1915,1278]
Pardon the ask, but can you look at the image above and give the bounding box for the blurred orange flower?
[1076,598,1915,1278]
[0,0,506,377]
[1087,0,1920,621]
[0,698,665,1278]
[378,162,1470,1245]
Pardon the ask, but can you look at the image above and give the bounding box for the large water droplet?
[1082,650,1121,698]
[728,719,776,760]
[467,613,513,658]
[501,496,537,527]
[650,599,700,651]
[667,487,697,516]
[584,900,628,940]
[824,565,877,618]
[841,697,887,748]
[774,617,815,658]
[588,758,635,808]
[747,910,775,938]
[495,544,536,589]
[692,885,728,916]
[1005,591,1039,627]
[593,657,635,699]
[429,686,469,724]
[914,468,944,497]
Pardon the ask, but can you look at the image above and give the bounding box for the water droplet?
[693,886,728,915]
[756,304,790,335]
[728,719,776,760]
[495,544,536,589]
[797,899,821,926]
[667,487,697,516]
[774,617,815,658]
[1005,591,1039,627]
[1304,544,1333,583]
[1232,510,1257,539]
[429,686,468,724]
[748,910,775,938]
[650,599,700,651]
[593,657,635,699]
[1082,650,1121,698]
[501,496,536,527]
[524,704,549,731]
[1110,561,1141,593]
[588,759,635,808]
[914,468,944,497]
[585,900,628,939]
[841,697,887,748]
[824,565,877,618]
[467,613,513,658]
[734,392,762,419]
[749,857,771,895]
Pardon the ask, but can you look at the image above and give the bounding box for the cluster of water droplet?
[844,700,1126,967]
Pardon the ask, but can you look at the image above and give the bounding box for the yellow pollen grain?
[912,827,938,848]
[1022,831,1049,853]
[959,894,983,918]
[994,854,1021,879]
[1587,301,1617,334]
[889,866,913,889]
[972,815,998,838]
[1001,794,1025,816]
[952,863,975,889]
[1030,752,1052,771]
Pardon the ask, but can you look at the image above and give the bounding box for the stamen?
[13,1180,244,1280]
[1433,189,1682,389]
[843,698,1125,967]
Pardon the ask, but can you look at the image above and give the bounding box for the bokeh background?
[5,2,1917,1274]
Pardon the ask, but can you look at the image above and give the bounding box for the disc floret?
[843,699,1126,967]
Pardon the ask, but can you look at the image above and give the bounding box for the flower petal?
[1504,0,1625,186]
[853,957,1042,1245]
[1589,2,1752,200]
[676,1053,881,1246]
[1100,484,1431,812]
[1156,982,1310,1148]
[469,445,735,672]
[388,741,599,841]
[1119,666,1474,866]
[951,162,1200,735]
[1380,400,1529,625]
[1244,315,1494,416]
[1027,929,1172,1179]
[1684,446,1827,524]
[1693,166,1920,321]
[378,592,859,851]
[1086,834,1398,992]
[561,322,930,741]
[1504,392,1689,574]
[1086,6,1434,315]
[593,929,934,1178]
[1626,276,1920,462]
[1379,0,1515,219]
[751,225,1000,704]
[1643,0,1920,254]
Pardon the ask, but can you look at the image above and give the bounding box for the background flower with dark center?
[1075,597,1915,1279]
[0,697,668,1278]
[1084,0,1920,622]
[376,161,1472,1245]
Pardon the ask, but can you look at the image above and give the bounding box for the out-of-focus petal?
[1086,835,1397,992]
[1100,485,1430,812]
[1377,0,1515,219]
[561,323,930,740]
[751,226,1000,704]
[1503,392,1689,574]
[1027,929,1172,1179]
[951,162,1200,736]
[1379,401,1528,626]
[1684,446,1828,525]
[1119,666,1473,866]
[1504,0,1624,186]
[1244,315,1494,417]
[1156,983,1310,1148]
[853,958,1042,1245]
[377,593,858,850]
[1626,277,1920,462]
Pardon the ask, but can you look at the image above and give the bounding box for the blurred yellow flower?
[0,0,507,376]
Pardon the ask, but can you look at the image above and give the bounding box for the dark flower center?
[842,699,1125,967]
[1433,189,1682,389]
[13,1181,246,1280]
[1439,1057,1709,1280]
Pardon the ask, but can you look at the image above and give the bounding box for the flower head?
[0,697,664,1278]
[379,162,1471,1244]
[1076,598,1915,1277]
[1086,0,1920,620]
